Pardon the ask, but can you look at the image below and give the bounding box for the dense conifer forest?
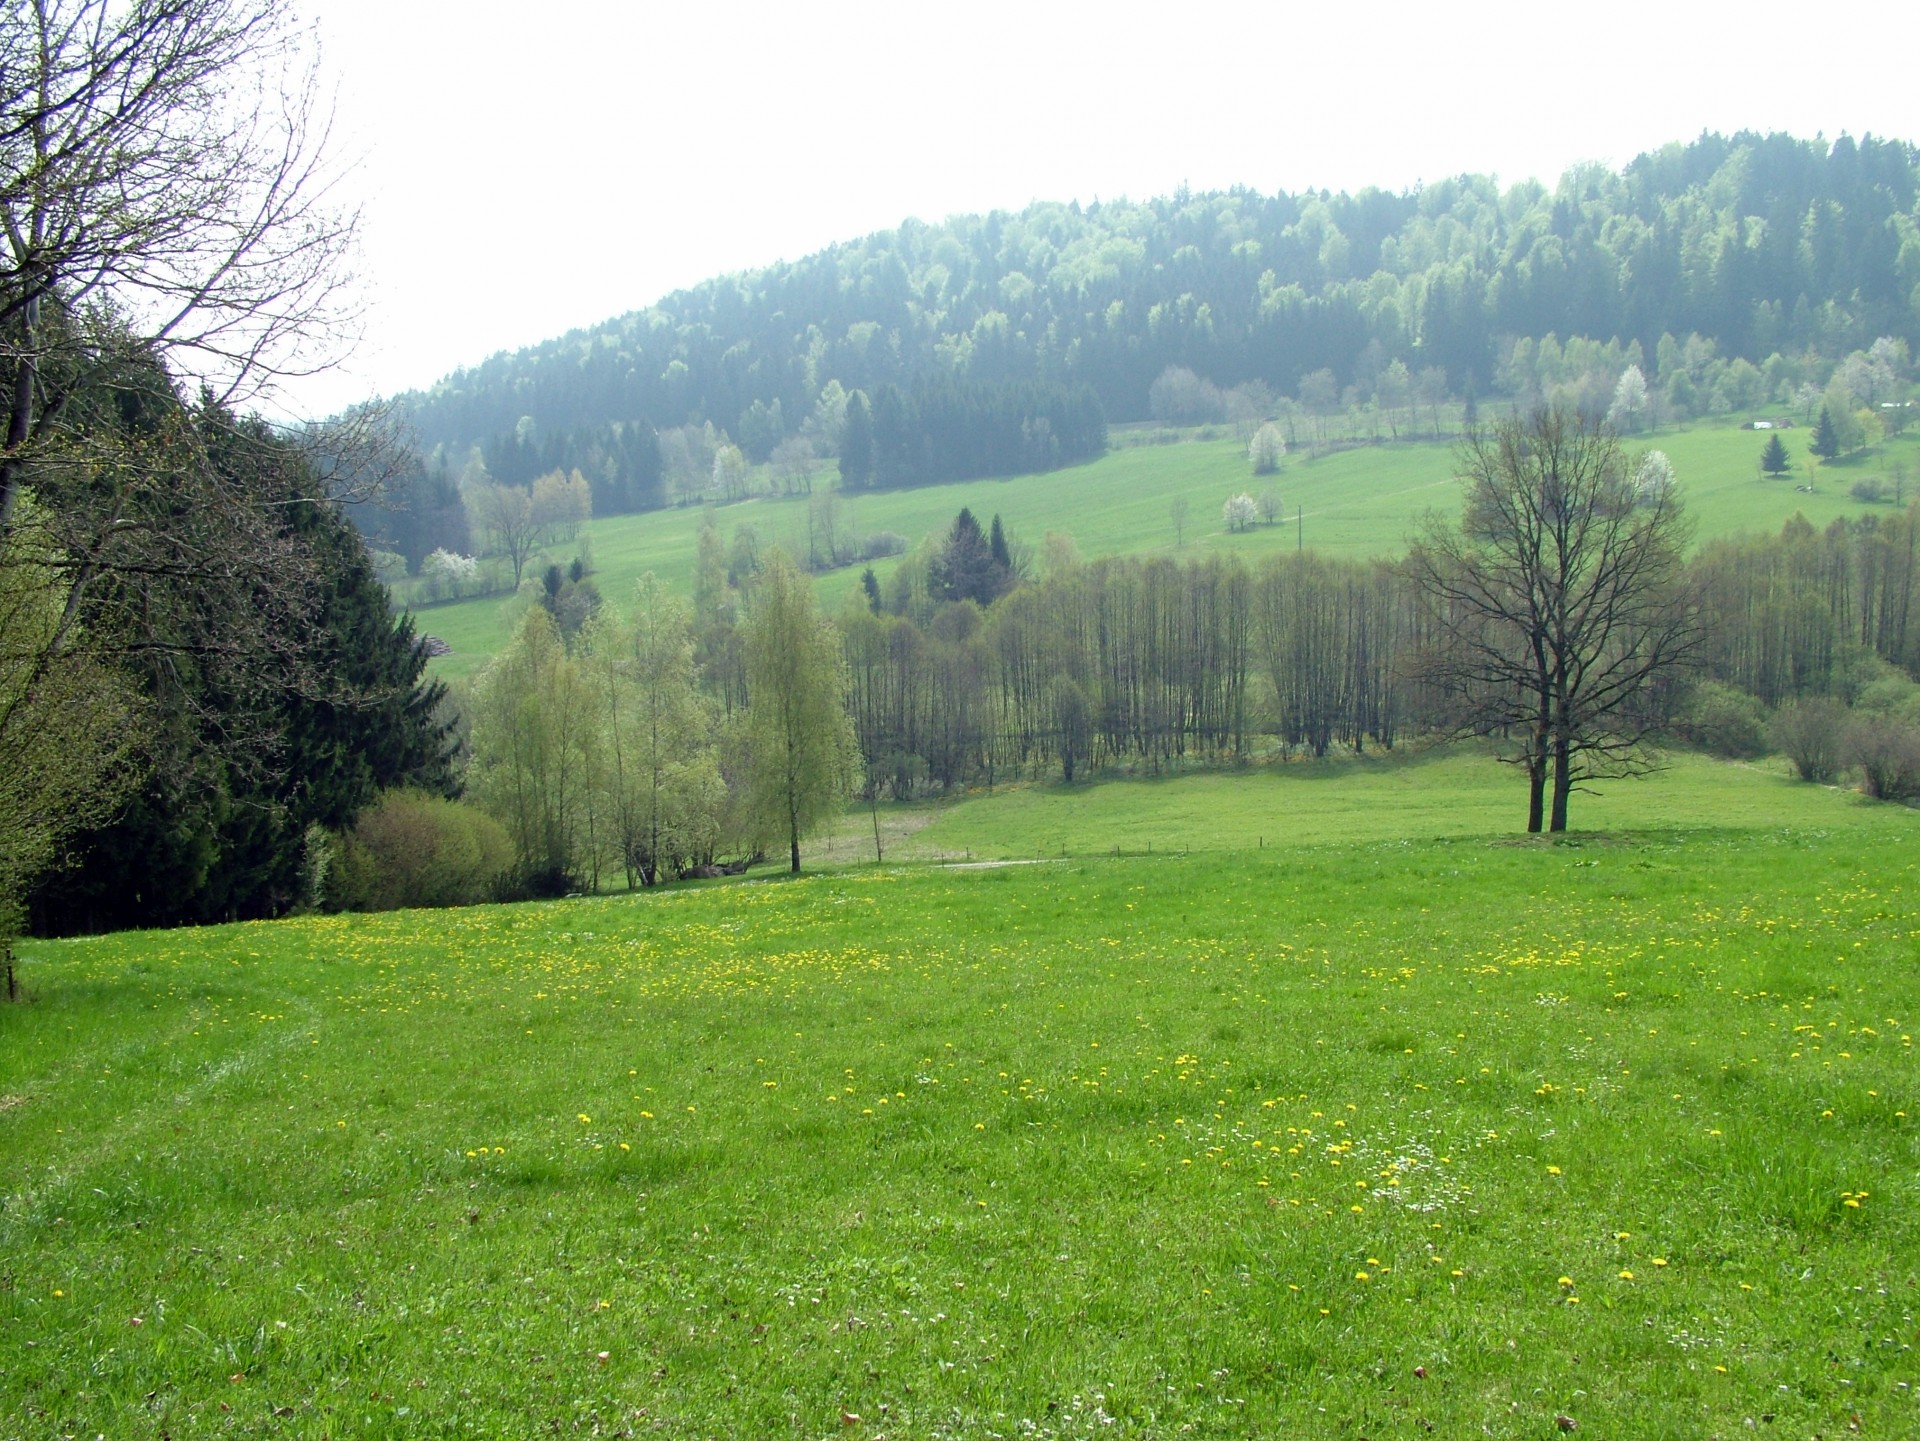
[398,131,1918,487]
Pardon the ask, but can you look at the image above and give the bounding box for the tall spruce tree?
[838,391,873,491]
[1761,432,1792,476]
[1811,406,1841,462]
[930,508,1013,607]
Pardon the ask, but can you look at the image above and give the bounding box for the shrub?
[420,548,480,601]
[1853,673,1920,721]
[1847,712,1920,801]
[862,531,908,560]
[1675,681,1769,759]
[1768,698,1850,783]
[329,790,514,912]
[1850,477,1889,504]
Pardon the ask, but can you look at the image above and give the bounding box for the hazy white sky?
[285,0,1918,417]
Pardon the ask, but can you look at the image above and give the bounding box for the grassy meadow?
[5,754,1918,1437]
[823,748,1865,863]
[411,418,1920,681]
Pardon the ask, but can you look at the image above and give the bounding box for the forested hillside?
[399,131,1918,482]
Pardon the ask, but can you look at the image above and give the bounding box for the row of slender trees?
[465,555,857,889]
[370,408,1920,899]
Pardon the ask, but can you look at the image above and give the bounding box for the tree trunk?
[1549,736,1572,832]
[789,790,802,873]
[1527,705,1551,833]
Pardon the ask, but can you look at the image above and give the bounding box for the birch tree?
[468,608,603,892]
[585,576,723,886]
[742,549,857,872]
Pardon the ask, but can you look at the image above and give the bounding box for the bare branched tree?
[470,480,540,589]
[0,0,360,535]
[1406,407,1700,832]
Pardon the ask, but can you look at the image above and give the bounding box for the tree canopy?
[1407,408,1700,832]
[398,131,1920,477]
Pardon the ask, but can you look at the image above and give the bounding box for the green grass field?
[818,749,1858,863]
[5,755,1917,1437]
[411,419,1920,681]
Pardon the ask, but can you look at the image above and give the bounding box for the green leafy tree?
[0,498,139,953]
[468,608,604,894]
[584,576,724,886]
[742,550,858,872]
[530,468,591,543]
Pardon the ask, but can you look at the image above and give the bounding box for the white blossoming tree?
[1249,422,1287,475]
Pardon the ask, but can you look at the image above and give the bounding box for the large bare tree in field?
[1406,407,1700,832]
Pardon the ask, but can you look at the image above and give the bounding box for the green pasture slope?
[5,758,1917,1436]
[410,419,1920,680]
